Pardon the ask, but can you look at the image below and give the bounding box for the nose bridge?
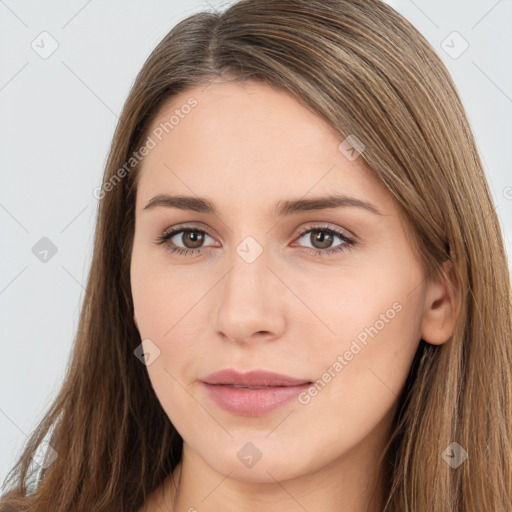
[213,238,284,342]
[222,242,271,315]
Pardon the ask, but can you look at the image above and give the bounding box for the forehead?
[135,79,396,217]
[147,79,338,154]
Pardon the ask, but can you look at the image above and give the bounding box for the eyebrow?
[142,193,383,216]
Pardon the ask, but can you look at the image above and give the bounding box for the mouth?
[227,384,285,389]
[201,369,313,416]
[202,368,312,387]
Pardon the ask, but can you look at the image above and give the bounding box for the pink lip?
[201,369,312,417]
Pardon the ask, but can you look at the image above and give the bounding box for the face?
[130,79,443,484]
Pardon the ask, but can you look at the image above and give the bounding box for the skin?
[131,79,458,512]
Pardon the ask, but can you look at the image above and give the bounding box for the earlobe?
[420,260,459,346]
[133,313,139,330]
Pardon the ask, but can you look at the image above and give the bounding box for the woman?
[1,0,511,510]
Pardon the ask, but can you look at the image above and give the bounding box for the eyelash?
[153,224,356,257]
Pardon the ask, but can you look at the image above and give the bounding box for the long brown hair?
[2,0,511,510]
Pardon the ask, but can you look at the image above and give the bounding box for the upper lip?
[202,369,311,387]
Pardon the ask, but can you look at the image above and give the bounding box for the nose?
[212,245,287,345]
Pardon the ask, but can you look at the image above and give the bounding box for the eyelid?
[159,222,355,242]
[163,221,212,234]
[293,222,356,242]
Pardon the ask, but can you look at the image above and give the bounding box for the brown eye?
[154,227,219,256]
[309,229,334,249]
[294,225,356,256]
[179,230,205,249]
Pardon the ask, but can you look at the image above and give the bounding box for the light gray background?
[1,0,511,486]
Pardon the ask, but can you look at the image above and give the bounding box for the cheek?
[291,256,424,357]
[131,276,204,385]
[132,275,204,434]
[292,277,424,445]
[130,239,209,340]
[289,261,424,415]
[130,250,213,404]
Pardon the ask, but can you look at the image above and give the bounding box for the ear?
[133,312,139,330]
[420,260,459,345]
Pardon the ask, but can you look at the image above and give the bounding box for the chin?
[198,441,316,483]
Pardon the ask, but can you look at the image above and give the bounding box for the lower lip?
[202,382,311,417]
